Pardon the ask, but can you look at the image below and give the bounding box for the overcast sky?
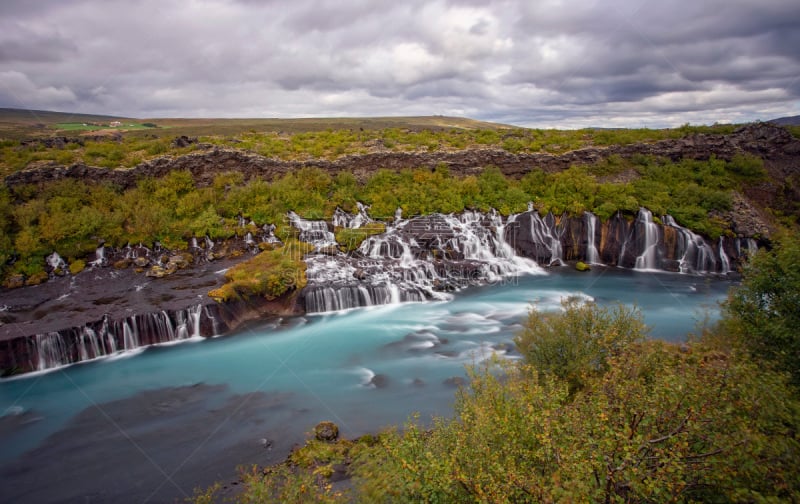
[1,0,798,128]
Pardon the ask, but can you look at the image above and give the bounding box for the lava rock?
[369,374,390,389]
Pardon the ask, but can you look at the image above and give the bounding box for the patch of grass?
[207,240,313,302]
[334,222,386,252]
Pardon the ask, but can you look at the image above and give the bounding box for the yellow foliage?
[208,240,313,302]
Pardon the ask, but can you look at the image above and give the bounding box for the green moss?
[575,261,590,271]
[208,240,313,302]
[334,222,386,252]
[69,259,86,275]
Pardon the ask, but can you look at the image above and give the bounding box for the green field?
[54,122,159,132]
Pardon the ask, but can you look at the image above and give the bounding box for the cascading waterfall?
[584,211,601,264]
[46,252,67,273]
[634,208,660,270]
[662,215,717,273]
[36,332,69,370]
[737,238,758,257]
[527,212,564,266]
[29,304,217,371]
[287,211,337,247]
[89,246,107,267]
[718,237,730,274]
[333,202,372,229]
[301,207,543,314]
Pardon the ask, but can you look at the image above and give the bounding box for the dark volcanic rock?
[368,374,390,389]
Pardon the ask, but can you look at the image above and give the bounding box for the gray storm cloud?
[0,0,797,127]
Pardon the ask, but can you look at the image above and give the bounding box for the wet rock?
[353,269,367,280]
[314,421,339,442]
[133,257,149,268]
[369,374,390,389]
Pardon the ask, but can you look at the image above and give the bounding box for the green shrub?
[515,298,647,392]
[208,240,313,302]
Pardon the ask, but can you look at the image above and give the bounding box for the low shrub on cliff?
[208,240,313,302]
[334,222,386,253]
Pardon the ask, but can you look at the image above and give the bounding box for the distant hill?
[0,107,131,125]
[0,107,513,139]
[768,115,800,126]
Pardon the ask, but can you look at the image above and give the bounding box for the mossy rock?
[69,259,86,275]
[3,273,25,289]
[113,259,132,270]
[314,421,340,442]
[575,261,591,272]
[25,272,48,286]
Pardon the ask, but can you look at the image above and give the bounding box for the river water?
[0,268,733,503]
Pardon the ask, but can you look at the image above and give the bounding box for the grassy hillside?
[0,108,511,140]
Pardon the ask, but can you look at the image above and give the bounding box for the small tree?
[515,298,647,392]
[723,235,800,385]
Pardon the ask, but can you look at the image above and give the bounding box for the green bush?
[723,235,800,386]
[515,298,647,392]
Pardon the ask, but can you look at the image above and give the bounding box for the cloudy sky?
[1,0,798,128]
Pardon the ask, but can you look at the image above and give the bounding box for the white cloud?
[0,0,797,126]
[0,70,76,108]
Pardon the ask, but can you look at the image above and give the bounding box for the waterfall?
[36,332,69,370]
[27,304,218,371]
[304,208,543,314]
[663,215,717,274]
[634,209,660,270]
[524,211,564,266]
[288,211,337,247]
[737,238,758,257]
[718,237,731,275]
[261,224,280,244]
[46,252,67,273]
[333,202,372,229]
[89,246,107,268]
[584,212,601,264]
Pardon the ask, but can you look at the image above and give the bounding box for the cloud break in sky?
[1,0,798,128]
